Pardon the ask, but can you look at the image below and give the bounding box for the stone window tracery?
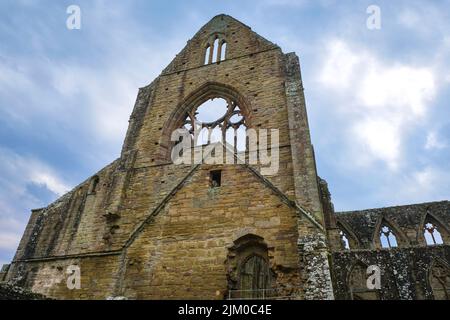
[379,225,398,248]
[429,261,450,300]
[204,36,227,65]
[424,221,444,246]
[204,45,211,65]
[180,97,247,153]
[339,230,351,250]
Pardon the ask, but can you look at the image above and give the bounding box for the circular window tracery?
[180,96,247,152]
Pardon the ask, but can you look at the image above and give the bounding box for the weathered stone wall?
[5,15,330,300]
[117,164,307,299]
[7,255,120,299]
[331,201,450,300]
[0,264,9,282]
[335,201,450,250]
[0,283,49,300]
[332,246,450,300]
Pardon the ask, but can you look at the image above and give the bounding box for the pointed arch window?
[204,45,211,65]
[337,222,358,250]
[379,225,398,249]
[212,38,219,63]
[424,220,444,246]
[220,41,227,61]
[339,230,351,250]
[204,36,228,65]
[429,261,450,300]
[178,97,247,154]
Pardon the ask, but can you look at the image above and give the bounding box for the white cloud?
[318,40,362,91]
[425,131,447,150]
[0,61,33,94]
[358,65,435,117]
[261,0,308,7]
[318,39,436,170]
[353,119,401,170]
[398,9,421,29]
[0,147,70,198]
[384,166,450,204]
[0,148,70,259]
[0,232,21,251]
[50,64,139,144]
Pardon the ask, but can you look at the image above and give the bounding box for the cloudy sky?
[1,0,449,266]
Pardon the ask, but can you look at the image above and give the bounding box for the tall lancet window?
[204,36,227,65]
[220,41,227,61]
[204,45,211,65]
[212,38,219,63]
[339,230,351,250]
[424,220,444,246]
[379,225,398,248]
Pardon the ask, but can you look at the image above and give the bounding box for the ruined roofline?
[158,14,280,78]
[136,14,281,90]
[193,14,278,50]
[28,158,121,214]
[336,200,450,216]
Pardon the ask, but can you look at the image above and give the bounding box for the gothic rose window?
[181,97,247,153]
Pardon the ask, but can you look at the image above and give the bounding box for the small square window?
[210,170,221,188]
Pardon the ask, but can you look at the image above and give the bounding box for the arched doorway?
[226,234,274,299]
[239,254,271,299]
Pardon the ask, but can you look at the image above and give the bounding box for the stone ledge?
[0,283,50,300]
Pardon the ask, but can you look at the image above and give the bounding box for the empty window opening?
[173,97,248,163]
[380,225,398,248]
[212,38,219,63]
[204,45,211,65]
[424,222,444,245]
[220,41,227,61]
[210,170,221,188]
[339,230,350,250]
[196,98,228,123]
[187,98,246,149]
[235,126,247,152]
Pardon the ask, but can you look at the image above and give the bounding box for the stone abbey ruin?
[1,15,449,300]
